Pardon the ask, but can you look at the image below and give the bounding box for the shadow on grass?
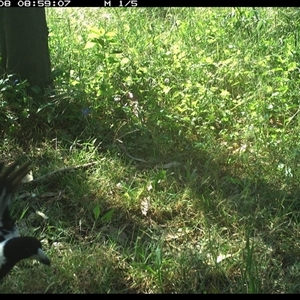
[2,97,300,293]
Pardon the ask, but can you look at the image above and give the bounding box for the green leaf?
[101,208,115,223]
[84,41,96,50]
[163,86,171,94]
[155,246,162,265]
[36,102,55,113]
[87,27,105,38]
[220,89,231,98]
[106,31,117,37]
[120,57,130,65]
[93,204,101,220]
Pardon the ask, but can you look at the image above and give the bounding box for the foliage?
[1,7,300,293]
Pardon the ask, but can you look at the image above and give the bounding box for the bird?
[0,161,50,280]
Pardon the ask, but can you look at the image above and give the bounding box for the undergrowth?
[1,7,300,293]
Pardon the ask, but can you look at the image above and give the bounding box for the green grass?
[2,7,300,293]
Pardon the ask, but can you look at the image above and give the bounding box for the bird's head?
[2,236,50,265]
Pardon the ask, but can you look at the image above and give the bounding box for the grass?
[1,7,300,293]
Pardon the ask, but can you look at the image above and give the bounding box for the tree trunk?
[0,8,51,91]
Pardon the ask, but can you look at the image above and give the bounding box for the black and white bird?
[0,161,50,280]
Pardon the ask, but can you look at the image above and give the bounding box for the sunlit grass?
[1,7,300,293]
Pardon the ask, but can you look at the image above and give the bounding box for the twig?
[116,140,148,163]
[24,162,98,186]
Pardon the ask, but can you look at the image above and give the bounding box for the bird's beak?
[31,248,51,265]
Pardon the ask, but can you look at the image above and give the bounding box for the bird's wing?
[0,162,31,241]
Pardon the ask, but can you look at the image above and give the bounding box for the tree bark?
[0,8,51,91]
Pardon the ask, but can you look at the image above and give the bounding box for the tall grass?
[1,7,300,293]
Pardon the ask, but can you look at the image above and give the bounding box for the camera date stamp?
[0,0,138,6]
